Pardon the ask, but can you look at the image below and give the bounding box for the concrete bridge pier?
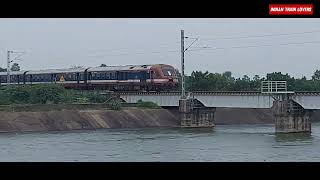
[271,99,312,133]
[179,98,215,128]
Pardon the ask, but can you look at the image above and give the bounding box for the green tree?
[266,72,295,90]
[100,64,107,67]
[312,70,320,80]
[0,67,6,72]
[253,75,260,81]
[10,63,20,71]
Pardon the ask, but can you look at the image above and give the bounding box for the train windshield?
[162,67,175,76]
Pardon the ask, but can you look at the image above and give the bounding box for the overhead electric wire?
[88,39,320,58]
[187,40,320,52]
[185,37,199,52]
[199,29,320,41]
[86,30,320,58]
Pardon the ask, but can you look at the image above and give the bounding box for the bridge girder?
[119,92,320,110]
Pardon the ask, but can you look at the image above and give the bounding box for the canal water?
[1,123,320,162]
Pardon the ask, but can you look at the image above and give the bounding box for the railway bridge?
[116,81,320,133]
[119,91,320,109]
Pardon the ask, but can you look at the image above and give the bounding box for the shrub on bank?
[107,99,122,110]
[29,84,64,104]
[0,84,108,105]
[136,99,160,109]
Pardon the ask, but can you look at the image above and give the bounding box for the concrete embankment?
[0,107,319,133]
[0,108,180,133]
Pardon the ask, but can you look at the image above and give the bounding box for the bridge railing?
[261,81,288,93]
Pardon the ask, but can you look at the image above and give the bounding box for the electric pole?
[181,30,185,99]
[6,50,25,86]
[7,51,12,85]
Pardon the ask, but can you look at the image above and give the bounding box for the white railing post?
[261,81,292,94]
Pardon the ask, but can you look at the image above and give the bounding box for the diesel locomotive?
[0,64,179,91]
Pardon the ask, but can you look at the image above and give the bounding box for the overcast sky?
[0,18,319,79]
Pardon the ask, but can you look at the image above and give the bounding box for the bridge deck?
[118,91,320,110]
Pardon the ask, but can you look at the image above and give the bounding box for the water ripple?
[0,123,320,161]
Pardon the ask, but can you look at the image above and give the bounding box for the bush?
[83,93,107,103]
[29,84,64,104]
[0,86,30,104]
[0,84,112,105]
[0,90,11,105]
[107,99,122,110]
[136,99,160,109]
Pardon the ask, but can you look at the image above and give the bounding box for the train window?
[10,75,15,82]
[67,73,71,80]
[2,76,7,83]
[101,73,104,79]
[133,72,139,79]
[162,68,174,76]
[46,74,51,81]
[119,72,122,80]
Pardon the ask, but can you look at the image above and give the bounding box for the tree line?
[0,63,20,72]
[181,70,320,91]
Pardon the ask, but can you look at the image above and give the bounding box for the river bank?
[0,108,179,133]
[1,105,320,133]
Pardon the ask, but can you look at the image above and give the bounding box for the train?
[0,64,179,91]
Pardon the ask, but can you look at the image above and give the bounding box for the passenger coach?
[0,64,178,91]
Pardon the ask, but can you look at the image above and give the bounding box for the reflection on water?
[275,133,312,143]
[0,123,320,161]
